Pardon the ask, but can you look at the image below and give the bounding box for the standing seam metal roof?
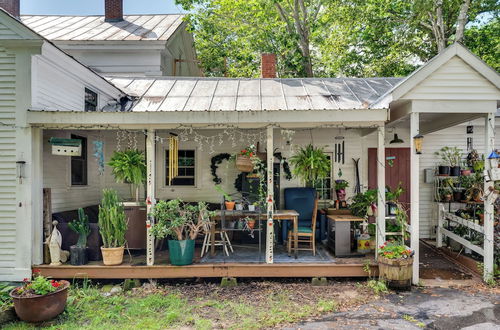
[20,14,184,41]
[106,76,404,111]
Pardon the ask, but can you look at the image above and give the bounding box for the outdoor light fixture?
[389,133,404,144]
[413,134,423,154]
[16,161,26,184]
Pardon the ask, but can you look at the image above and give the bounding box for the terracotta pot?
[10,280,70,323]
[378,257,413,289]
[101,246,124,266]
[225,201,235,210]
[461,169,471,176]
[336,189,346,201]
[235,155,253,172]
[247,220,256,229]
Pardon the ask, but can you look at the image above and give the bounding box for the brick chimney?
[105,0,123,22]
[261,53,276,78]
[0,0,20,18]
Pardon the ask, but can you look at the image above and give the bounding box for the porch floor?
[35,243,377,279]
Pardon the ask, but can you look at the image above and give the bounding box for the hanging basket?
[236,155,254,172]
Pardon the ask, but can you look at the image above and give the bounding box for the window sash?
[165,149,195,186]
[70,134,87,186]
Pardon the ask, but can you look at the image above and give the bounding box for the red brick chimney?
[105,0,123,22]
[261,53,276,78]
[0,0,20,18]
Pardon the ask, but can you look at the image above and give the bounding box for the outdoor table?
[211,210,300,259]
[327,214,365,257]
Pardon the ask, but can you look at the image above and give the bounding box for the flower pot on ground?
[10,273,69,323]
[151,199,214,266]
[68,208,90,266]
[378,242,414,290]
[98,189,127,266]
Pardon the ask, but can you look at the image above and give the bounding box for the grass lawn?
[2,279,380,329]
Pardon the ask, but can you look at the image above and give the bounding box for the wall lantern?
[389,133,404,144]
[413,134,423,154]
[16,161,26,184]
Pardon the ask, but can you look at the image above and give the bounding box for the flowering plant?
[237,145,256,158]
[13,269,66,297]
[378,241,413,259]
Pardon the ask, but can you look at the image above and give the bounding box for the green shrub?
[99,189,127,248]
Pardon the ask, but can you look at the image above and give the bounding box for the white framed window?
[165,149,196,186]
[313,153,333,200]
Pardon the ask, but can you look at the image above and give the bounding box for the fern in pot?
[289,144,331,187]
[108,149,146,202]
[99,189,128,265]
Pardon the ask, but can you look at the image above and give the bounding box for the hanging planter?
[236,155,254,172]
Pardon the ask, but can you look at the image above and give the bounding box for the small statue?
[47,221,69,266]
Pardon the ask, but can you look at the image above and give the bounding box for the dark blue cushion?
[284,187,316,221]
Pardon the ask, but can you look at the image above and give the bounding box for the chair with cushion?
[282,187,319,255]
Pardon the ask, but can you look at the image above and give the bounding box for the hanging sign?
[49,137,82,156]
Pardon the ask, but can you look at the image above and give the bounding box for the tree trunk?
[435,0,446,52]
[455,0,471,44]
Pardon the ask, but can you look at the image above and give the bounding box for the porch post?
[376,125,386,258]
[410,112,420,285]
[483,113,494,281]
[146,129,156,266]
[265,126,274,263]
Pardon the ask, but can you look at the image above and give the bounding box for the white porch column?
[410,112,420,284]
[146,129,156,266]
[483,113,495,281]
[265,126,274,263]
[376,126,386,257]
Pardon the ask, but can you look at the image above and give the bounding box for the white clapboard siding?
[403,57,499,100]
[0,45,17,277]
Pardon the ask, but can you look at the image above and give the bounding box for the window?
[85,88,98,112]
[166,149,195,186]
[71,134,87,186]
[313,154,332,200]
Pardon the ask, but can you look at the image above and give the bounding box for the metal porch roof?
[107,77,404,112]
[20,14,184,41]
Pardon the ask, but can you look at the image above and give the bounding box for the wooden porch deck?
[35,246,378,279]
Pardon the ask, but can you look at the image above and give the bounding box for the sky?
[21,0,185,15]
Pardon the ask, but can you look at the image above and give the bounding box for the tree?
[464,17,500,72]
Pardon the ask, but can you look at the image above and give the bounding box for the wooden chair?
[201,221,233,257]
[287,198,319,256]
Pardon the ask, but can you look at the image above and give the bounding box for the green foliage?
[289,144,331,187]
[68,208,91,248]
[334,180,349,190]
[349,189,378,218]
[28,276,57,295]
[150,200,215,241]
[434,146,463,167]
[108,149,146,200]
[367,279,389,295]
[465,17,500,72]
[214,185,233,202]
[378,241,412,259]
[98,189,127,248]
[385,184,404,202]
[0,283,14,311]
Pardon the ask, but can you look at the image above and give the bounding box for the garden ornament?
[47,221,69,266]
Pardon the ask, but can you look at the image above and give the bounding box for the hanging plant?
[107,149,146,201]
[289,144,331,187]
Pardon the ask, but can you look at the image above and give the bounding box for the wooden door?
[368,148,411,212]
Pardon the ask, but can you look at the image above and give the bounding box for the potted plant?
[248,203,256,212]
[98,189,128,265]
[108,149,147,202]
[289,144,331,187]
[335,180,349,201]
[435,147,462,176]
[441,187,453,202]
[68,208,91,265]
[214,185,235,210]
[234,145,256,172]
[349,189,377,218]
[9,270,70,322]
[151,199,214,266]
[378,241,414,289]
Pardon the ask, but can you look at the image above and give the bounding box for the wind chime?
[168,133,179,185]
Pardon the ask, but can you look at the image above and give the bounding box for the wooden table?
[211,210,300,259]
[327,214,365,257]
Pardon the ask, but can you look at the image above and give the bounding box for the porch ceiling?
[104,76,403,112]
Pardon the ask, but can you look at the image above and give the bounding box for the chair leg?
[312,237,316,256]
[201,234,207,258]
[287,231,292,256]
[224,232,234,253]
[203,233,211,257]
